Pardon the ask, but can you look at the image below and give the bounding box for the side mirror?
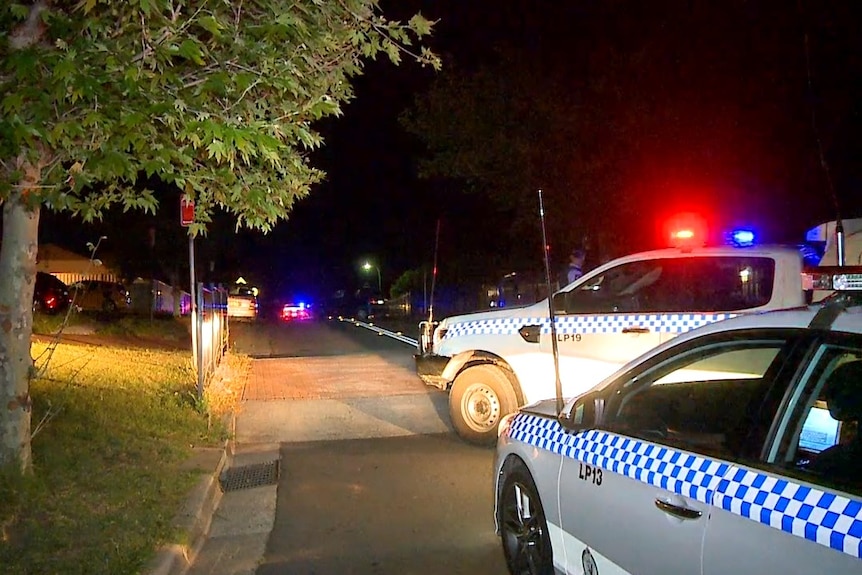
[560,390,605,431]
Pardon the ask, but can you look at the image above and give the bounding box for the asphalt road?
[191,318,508,575]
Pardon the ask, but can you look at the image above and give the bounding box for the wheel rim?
[461,383,501,432]
[501,482,549,575]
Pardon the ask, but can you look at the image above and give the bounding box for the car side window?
[771,343,862,497]
[560,260,665,314]
[679,257,775,311]
[604,337,792,461]
[557,256,775,315]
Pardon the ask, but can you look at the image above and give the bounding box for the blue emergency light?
[727,228,756,247]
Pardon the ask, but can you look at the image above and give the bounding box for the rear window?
[38,272,68,291]
[561,256,775,313]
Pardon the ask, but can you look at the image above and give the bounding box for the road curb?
[144,413,237,575]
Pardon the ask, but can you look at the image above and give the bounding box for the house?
[36,243,121,286]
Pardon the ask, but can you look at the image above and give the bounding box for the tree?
[400,49,612,271]
[401,2,839,267]
[0,0,439,472]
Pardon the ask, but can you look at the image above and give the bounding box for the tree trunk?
[0,189,40,473]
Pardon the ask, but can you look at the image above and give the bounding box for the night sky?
[39,1,862,304]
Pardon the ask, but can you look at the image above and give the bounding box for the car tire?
[356,308,369,320]
[102,298,118,313]
[449,364,518,446]
[498,459,555,575]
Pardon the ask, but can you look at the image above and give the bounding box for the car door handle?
[654,498,703,520]
[622,326,650,334]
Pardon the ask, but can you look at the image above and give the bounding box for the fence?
[129,278,191,316]
[191,284,229,399]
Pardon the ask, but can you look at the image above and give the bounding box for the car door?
[558,330,800,574]
[546,259,666,396]
[702,334,862,574]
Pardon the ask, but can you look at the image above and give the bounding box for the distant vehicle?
[33,272,71,314]
[280,302,312,322]
[322,287,386,321]
[228,286,258,320]
[70,280,131,314]
[494,267,862,575]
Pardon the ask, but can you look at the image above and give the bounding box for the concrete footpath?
[143,321,445,575]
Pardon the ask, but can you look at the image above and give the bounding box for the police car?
[494,268,862,575]
[416,224,826,445]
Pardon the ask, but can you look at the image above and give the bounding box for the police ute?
[416,218,862,445]
[494,266,862,575]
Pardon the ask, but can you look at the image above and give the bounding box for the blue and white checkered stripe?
[509,415,726,505]
[714,467,862,557]
[444,313,736,339]
[508,413,862,560]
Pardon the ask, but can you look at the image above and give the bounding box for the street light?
[362,261,382,293]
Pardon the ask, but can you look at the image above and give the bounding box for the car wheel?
[102,298,118,313]
[449,364,519,446]
[356,308,369,320]
[499,460,554,575]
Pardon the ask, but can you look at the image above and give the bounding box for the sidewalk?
[143,316,427,575]
[143,361,281,575]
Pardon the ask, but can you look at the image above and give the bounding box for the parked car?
[33,272,71,314]
[70,280,131,314]
[494,269,862,575]
[322,287,386,321]
[228,286,258,320]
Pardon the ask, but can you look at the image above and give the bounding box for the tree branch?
[9,0,48,50]
[336,0,438,66]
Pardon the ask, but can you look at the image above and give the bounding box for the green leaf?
[197,15,223,38]
[408,14,433,37]
[206,140,227,162]
[10,3,30,19]
[177,39,205,65]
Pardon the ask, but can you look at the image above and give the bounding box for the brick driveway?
[243,352,428,401]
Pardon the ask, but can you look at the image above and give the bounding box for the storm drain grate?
[219,460,280,492]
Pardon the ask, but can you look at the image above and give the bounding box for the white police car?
[417,225,815,446]
[494,269,862,575]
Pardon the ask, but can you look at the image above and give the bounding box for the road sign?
[180,195,194,227]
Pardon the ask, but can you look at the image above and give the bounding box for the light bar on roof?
[727,229,756,247]
[802,266,862,291]
[833,273,862,291]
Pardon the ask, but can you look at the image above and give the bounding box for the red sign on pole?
[180,195,195,227]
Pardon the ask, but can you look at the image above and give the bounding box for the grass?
[33,311,192,345]
[0,319,247,575]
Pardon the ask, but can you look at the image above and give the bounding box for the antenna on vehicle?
[428,218,441,324]
[538,190,564,415]
[419,219,441,354]
[799,0,845,265]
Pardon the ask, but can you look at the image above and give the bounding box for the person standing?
[566,249,586,284]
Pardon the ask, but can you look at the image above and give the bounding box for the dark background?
[38,0,862,305]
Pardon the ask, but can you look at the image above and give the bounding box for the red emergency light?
[664,213,707,250]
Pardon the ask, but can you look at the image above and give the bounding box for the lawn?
[0,315,247,575]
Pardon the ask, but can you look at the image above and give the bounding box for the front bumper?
[413,353,451,389]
